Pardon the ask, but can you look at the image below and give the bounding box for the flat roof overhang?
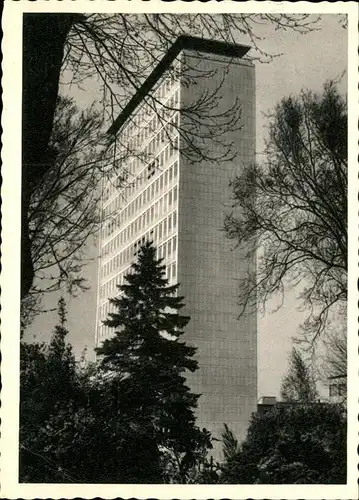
[107,35,251,137]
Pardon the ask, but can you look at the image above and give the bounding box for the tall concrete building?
[96,35,257,446]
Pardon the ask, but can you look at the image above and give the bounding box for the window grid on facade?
[97,75,180,343]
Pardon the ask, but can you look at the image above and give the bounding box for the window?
[171,262,176,279]
[160,151,164,168]
[168,190,172,206]
[169,165,173,182]
[168,214,172,232]
[167,239,172,256]
[173,236,177,253]
[173,186,178,203]
[163,218,167,237]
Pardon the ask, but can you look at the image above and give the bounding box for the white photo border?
[1,1,357,498]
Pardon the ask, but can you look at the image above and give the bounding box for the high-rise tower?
[96,36,257,446]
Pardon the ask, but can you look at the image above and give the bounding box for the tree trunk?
[21,13,79,299]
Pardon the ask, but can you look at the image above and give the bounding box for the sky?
[25,14,348,399]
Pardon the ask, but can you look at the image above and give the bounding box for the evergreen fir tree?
[96,241,211,482]
[47,296,76,403]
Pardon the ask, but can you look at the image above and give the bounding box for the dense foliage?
[220,344,346,484]
[221,403,347,484]
[20,292,347,484]
[20,297,165,483]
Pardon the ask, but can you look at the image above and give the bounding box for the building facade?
[96,36,257,448]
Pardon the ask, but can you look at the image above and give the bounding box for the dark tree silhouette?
[22,14,81,299]
[20,297,77,481]
[96,241,212,483]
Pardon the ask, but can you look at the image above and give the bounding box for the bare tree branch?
[225,82,347,342]
[22,13,323,304]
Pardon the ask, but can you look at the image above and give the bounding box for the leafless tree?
[225,82,347,343]
[280,348,318,403]
[320,327,347,380]
[22,13,323,302]
[22,96,106,325]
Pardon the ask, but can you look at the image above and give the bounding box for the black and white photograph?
[1,1,357,498]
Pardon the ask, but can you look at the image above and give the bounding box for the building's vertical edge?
[252,63,258,407]
[175,55,182,287]
[95,172,105,351]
